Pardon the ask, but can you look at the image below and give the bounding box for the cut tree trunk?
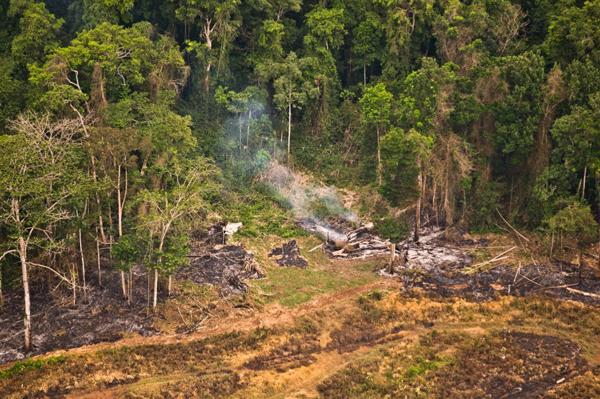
[387,243,396,274]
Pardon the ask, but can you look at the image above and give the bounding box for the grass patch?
[254,265,375,307]
[405,357,449,379]
[0,356,65,380]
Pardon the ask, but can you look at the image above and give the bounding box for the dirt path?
[2,260,599,399]
[35,279,400,363]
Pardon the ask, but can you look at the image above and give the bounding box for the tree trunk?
[168,275,172,297]
[239,114,243,150]
[203,23,213,93]
[577,249,583,286]
[19,236,31,353]
[117,165,124,238]
[78,228,87,303]
[153,268,159,310]
[96,228,102,286]
[287,103,292,159]
[127,269,133,306]
[363,64,367,86]
[71,262,77,306]
[387,243,396,274]
[376,126,382,186]
[116,166,127,300]
[153,236,166,310]
[121,271,127,299]
[432,182,439,226]
[414,162,422,243]
[581,165,587,201]
[90,156,106,243]
[246,110,251,149]
[443,140,453,227]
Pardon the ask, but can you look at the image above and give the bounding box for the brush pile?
[269,240,308,268]
[177,224,263,295]
[299,218,472,271]
[298,219,390,259]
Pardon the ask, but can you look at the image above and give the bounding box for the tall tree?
[139,157,219,309]
[272,52,315,158]
[0,113,82,352]
[359,83,393,186]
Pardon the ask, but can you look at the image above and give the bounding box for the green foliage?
[544,0,600,65]
[352,12,385,73]
[0,356,65,380]
[159,233,190,277]
[380,128,433,204]
[406,357,448,379]
[225,188,304,239]
[374,216,410,242]
[10,1,63,66]
[304,7,347,52]
[545,202,599,248]
[470,181,503,229]
[359,83,393,127]
[112,233,146,272]
[492,52,545,164]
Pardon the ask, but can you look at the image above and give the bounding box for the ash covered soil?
[0,265,158,365]
[0,224,263,365]
[1,223,599,398]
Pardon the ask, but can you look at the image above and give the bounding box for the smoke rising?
[261,161,360,242]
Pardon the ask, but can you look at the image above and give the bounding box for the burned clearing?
[1,285,598,399]
[1,217,599,398]
[0,223,262,365]
[177,224,264,296]
[0,265,157,365]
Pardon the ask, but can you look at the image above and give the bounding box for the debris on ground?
[432,331,587,399]
[299,218,470,269]
[179,245,263,296]
[269,240,308,268]
[0,265,157,365]
[179,224,263,296]
[402,260,600,304]
[225,222,243,237]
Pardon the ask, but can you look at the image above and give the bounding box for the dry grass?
[1,232,599,398]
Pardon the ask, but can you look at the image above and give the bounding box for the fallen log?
[565,287,600,299]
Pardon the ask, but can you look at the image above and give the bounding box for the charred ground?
[1,224,599,398]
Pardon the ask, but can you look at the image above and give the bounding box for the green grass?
[0,356,65,380]
[405,357,450,379]
[253,262,378,308]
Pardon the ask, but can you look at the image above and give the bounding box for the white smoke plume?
[260,161,360,242]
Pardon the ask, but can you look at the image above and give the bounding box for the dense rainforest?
[1,0,600,390]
